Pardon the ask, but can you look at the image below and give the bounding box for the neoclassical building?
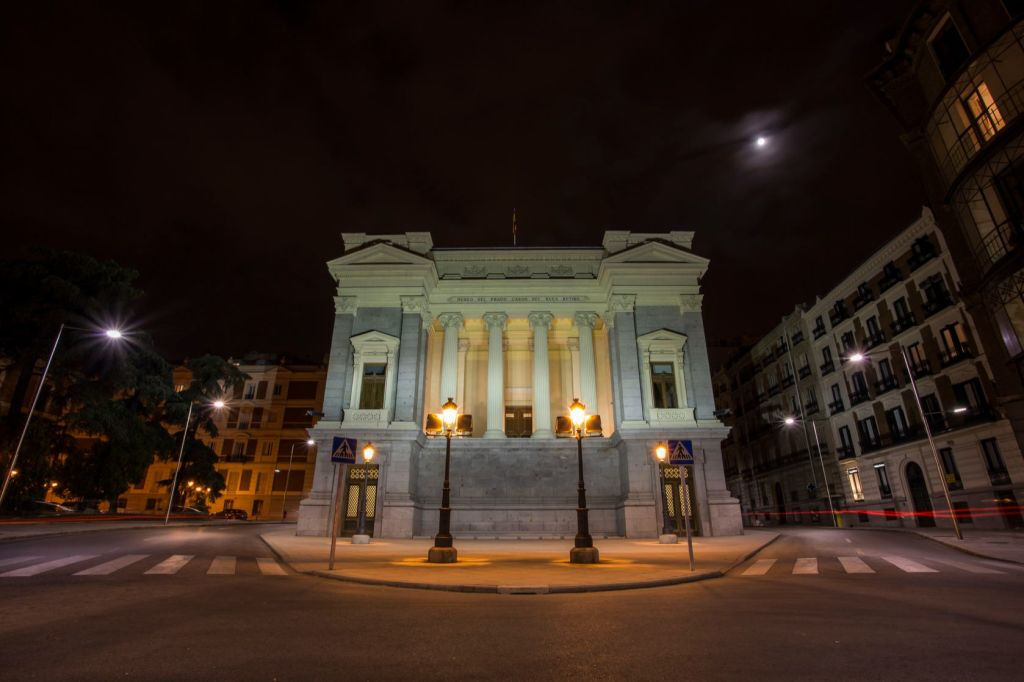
[297,230,742,538]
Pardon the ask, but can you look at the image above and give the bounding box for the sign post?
[328,437,357,571]
[668,440,696,571]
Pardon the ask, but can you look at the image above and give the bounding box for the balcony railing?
[859,437,882,454]
[812,324,827,340]
[828,399,845,415]
[820,361,835,375]
[891,314,916,335]
[781,375,795,388]
[835,445,856,460]
[908,247,937,271]
[219,454,254,463]
[864,331,886,350]
[975,221,1024,279]
[988,468,1012,486]
[768,384,781,396]
[829,307,850,326]
[922,294,953,317]
[853,292,875,311]
[798,365,812,379]
[775,344,789,359]
[875,375,900,394]
[849,389,871,406]
[878,271,901,293]
[907,359,932,379]
[805,400,820,415]
[791,331,805,346]
[939,344,974,367]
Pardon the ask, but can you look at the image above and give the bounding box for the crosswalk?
[0,553,289,578]
[739,554,1023,577]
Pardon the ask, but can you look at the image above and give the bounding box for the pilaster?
[483,312,508,438]
[529,311,555,438]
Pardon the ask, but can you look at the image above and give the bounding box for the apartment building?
[717,209,1024,530]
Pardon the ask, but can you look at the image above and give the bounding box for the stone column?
[483,312,508,438]
[529,311,554,438]
[574,312,599,412]
[437,312,463,406]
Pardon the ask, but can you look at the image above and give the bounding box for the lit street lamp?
[353,442,375,543]
[0,324,125,511]
[848,349,963,540]
[655,444,695,570]
[281,438,316,521]
[165,398,225,524]
[783,415,838,527]
[568,398,599,564]
[428,398,460,563]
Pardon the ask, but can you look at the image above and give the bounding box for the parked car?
[30,501,77,516]
[211,509,248,520]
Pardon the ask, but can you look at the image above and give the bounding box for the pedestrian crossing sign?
[331,437,357,464]
[667,439,694,465]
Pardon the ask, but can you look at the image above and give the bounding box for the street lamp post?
[848,350,963,540]
[784,416,838,527]
[568,398,599,564]
[655,445,694,570]
[165,399,225,524]
[353,442,375,544]
[428,398,459,563]
[281,439,315,522]
[655,446,677,539]
[0,324,125,512]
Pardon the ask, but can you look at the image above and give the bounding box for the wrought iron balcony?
[791,330,805,346]
[829,307,850,326]
[864,331,886,350]
[878,271,902,293]
[828,399,845,415]
[804,400,820,416]
[922,294,953,317]
[798,365,812,379]
[875,375,900,394]
[820,361,835,375]
[908,245,937,271]
[907,359,932,379]
[890,314,916,335]
[939,344,974,368]
[859,437,882,454]
[781,375,795,388]
[849,389,871,406]
[812,324,827,340]
[835,445,856,460]
[853,291,875,311]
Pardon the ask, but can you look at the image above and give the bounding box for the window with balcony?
[886,406,911,441]
[963,82,1006,142]
[830,300,850,326]
[907,342,930,378]
[837,425,855,459]
[829,384,845,414]
[841,331,856,353]
[929,17,970,82]
[908,236,937,271]
[812,315,827,339]
[857,415,881,451]
[820,346,835,375]
[921,274,953,316]
[891,297,916,334]
[804,387,818,415]
[849,372,870,405]
[939,322,972,366]
[865,316,885,348]
[952,378,988,418]
[847,468,865,502]
[921,393,946,433]
[874,463,893,499]
[853,283,874,310]
[876,358,898,393]
[243,383,255,400]
[879,261,901,292]
[981,438,1012,486]
[939,447,963,491]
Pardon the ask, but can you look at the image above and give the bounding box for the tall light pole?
[427,398,459,563]
[281,438,315,521]
[165,399,225,524]
[849,350,963,540]
[353,442,375,543]
[0,325,125,512]
[568,398,599,564]
[784,416,838,527]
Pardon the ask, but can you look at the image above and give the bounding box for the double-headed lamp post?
[569,398,599,564]
[281,438,316,521]
[0,325,125,512]
[783,416,838,527]
[428,398,460,563]
[354,442,375,541]
[848,350,963,540]
[165,398,225,524]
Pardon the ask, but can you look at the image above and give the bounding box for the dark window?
[886,406,910,439]
[841,332,856,351]
[282,407,314,428]
[952,378,986,411]
[256,381,268,399]
[838,425,854,455]
[994,156,1024,234]
[244,383,255,400]
[287,381,319,400]
[857,416,880,447]
[939,447,963,491]
[251,406,264,428]
[894,297,911,319]
[651,362,678,408]
[866,316,881,336]
[929,18,970,82]
[920,393,946,432]
[822,346,833,364]
[239,469,252,491]
[220,439,234,456]
[277,439,311,462]
[981,438,1011,485]
[878,358,893,381]
[273,383,282,396]
[359,364,387,409]
[874,463,893,498]
[272,470,306,492]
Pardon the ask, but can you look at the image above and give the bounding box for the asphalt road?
[0,525,1021,681]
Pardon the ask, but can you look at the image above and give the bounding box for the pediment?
[350,329,400,352]
[601,240,709,266]
[637,328,688,349]
[328,241,434,268]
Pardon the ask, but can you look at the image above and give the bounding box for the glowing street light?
[213,400,226,409]
[165,399,225,524]
[105,329,124,339]
[568,398,599,564]
[783,415,837,527]
[0,323,126,512]
[428,398,460,563]
[280,438,316,521]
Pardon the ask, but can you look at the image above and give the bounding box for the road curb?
[298,532,781,595]
[0,521,290,545]
[910,531,1024,566]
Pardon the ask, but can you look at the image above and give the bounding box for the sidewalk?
[909,527,1024,564]
[260,529,779,593]
[0,518,290,543]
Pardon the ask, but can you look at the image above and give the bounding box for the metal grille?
[365,484,377,519]
[663,483,675,516]
[345,484,360,517]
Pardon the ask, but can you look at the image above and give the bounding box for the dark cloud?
[1,1,923,362]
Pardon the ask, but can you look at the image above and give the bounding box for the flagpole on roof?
[512,207,517,246]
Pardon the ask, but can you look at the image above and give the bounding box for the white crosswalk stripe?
[0,556,41,568]
[880,556,938,573]
[144,554,194,575]
[793,558,818,575]
[838,556,875,574]
[742,559,776,576]
[74,554,149,576]
[207,556,236,575]
[979,560,1024,572]
[256,558,287,575]
[928,558,1005,574]
[1,555,98,577]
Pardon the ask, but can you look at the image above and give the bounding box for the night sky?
[2,1,925,365]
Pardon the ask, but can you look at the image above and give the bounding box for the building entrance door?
[774,482,787,524]
[662,465,701,536]
[906,461,935,527]
[504,406,533,438]
[342,464,379,536]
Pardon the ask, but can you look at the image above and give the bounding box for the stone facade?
[297,230,743,538]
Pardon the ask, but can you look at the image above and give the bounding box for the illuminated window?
[359,364,387,409]
[650,362,678,408]
[847,468,865,501]
[963,82,1006,141]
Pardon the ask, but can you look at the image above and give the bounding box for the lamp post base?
[569,546,600,564]
[351,534,371,545]
[427,546,458,563]
[658,534,678,544]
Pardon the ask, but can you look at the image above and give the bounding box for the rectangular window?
[251,406,264,429]
[886,406,910,439]
[244,383,255,400]
[866,316,881,336]
[145,498,157,511]
[223,499,235,510]
[841,331,856,351]
[287,381,319,400]
[981,438,1011,485]
[847,469,865,502]
[874,463,893,498]
[929,18,970,82]
[878,358,894,382]
[359,364,387,409]
[894,297,911,319]
[952,378,986,411]
[255,472,266,494]
[857,416,880,448]
[226,408,239,429]
[851,372,868,394]
[273,383,282,396]
[261,441,273,456]
[256,381,268,399]
[939,447,963,490]
[962,82,1005,141]
[838,425,854,452]
[920,393,946,432]
[822,346,833,365]
[650,362,678,408]
[227,471,240,492]
[239,469,252,492]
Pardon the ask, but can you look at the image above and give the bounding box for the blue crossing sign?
[667,439,694,465]
[331,437,357,464]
